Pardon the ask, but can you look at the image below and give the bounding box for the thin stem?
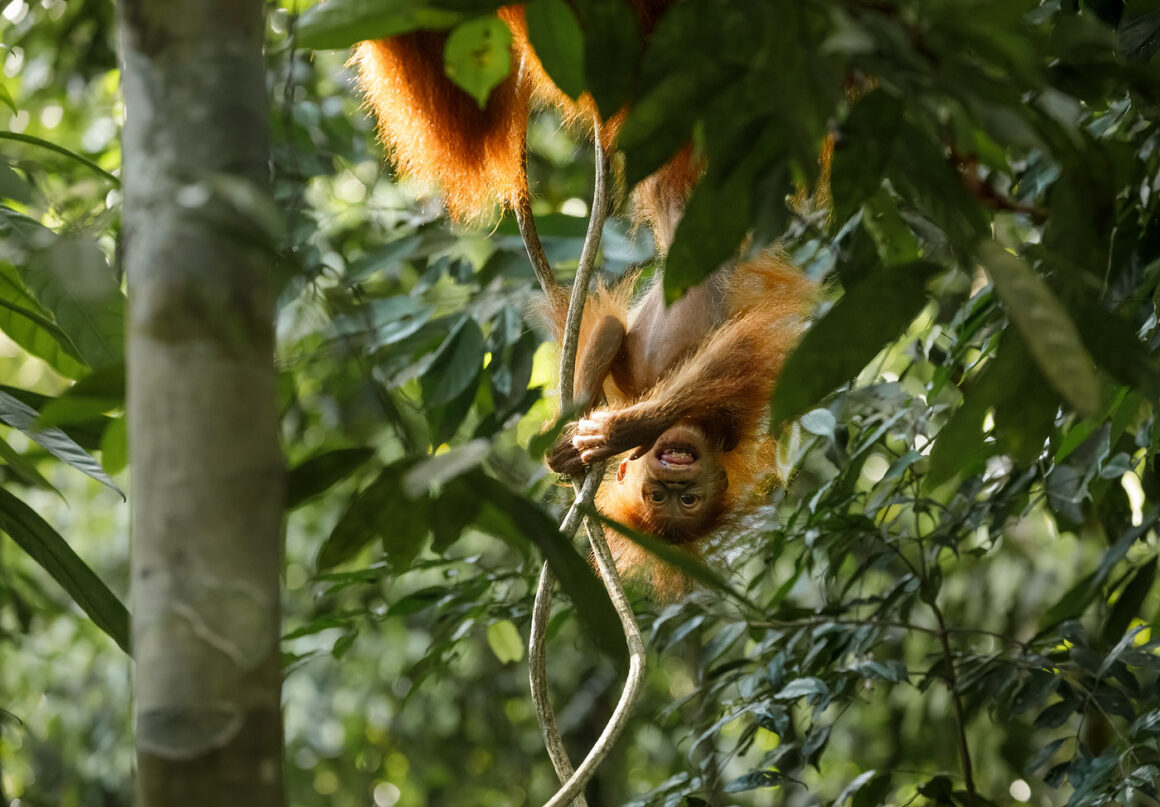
[558,126,610,405]
[528,465,604,803]
[912,490,977,806]
[539,129,643,800]
[515,184,557,297]
[527,119,614,806]
[540,515,646,807]
[930,600,978,806]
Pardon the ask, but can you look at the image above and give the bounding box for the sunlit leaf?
[486,619,524,663]
[443,16,513,108]
[0,263,87,378]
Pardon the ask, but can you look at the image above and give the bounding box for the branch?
[528,468,603,803]
[528,123,645,807]
[558,125,610,404]
[515,165,557,296]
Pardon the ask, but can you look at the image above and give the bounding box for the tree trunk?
[119,2,284,805]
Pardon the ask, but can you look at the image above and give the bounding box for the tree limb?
[527,122,645,807]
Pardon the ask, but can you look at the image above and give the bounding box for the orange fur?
[631,145,704,254]
[353,29,530,222]
[573,253,816,597]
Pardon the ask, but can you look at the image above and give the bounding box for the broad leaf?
[318,458,430,571]
[770,261,937,428]
[980,242,1101,416]
[472,473,626,668]
[525,0,585,99]
[421,316,485,408]
[443,16,513,108]
[286,447,376,510]
[0,487,129,652]
[0,390,123,497]
[0,263,87,378]
[297,0,473,50]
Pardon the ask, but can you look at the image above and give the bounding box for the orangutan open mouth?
[656,444,698,468]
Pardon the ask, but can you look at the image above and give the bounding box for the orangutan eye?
[680,493,697,507]
[650,490,666,503]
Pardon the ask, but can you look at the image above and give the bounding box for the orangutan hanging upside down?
[353,4,819,591]
[542,253,815,590]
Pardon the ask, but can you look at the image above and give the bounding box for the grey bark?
[119,2,284,804]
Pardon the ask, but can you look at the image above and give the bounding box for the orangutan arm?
[571,310,783,464]
[545,315,627,475]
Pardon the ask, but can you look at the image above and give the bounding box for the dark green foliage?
[4,1,1160,806]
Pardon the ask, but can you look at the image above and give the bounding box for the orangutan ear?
[617,460,629,482]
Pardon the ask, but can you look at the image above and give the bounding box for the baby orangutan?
[545,253,815,593]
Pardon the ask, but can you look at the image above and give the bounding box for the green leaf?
[1118,8,1160,60]
[286,447,376,510]
[980,242,1101,416]
[486,619,525,663]
[990,335,1061,465]
[421,316,485,408]
[99,415,128,476]
[430,474,482,552]
[887,124,988,251]
[575,0,640,120]
[617,0,724,186]
[472,474,626,668]
[1034,699,1077,729]
[1038,513,1158,632]
[525,0,585,98]
[852,773,893,807]
[1068,296,1160,401]
[0,85,15,115]
[0,132,119,186]
[297,0,469,50]
[664,162,753,301]
[775,677,829,701]
[0,433,62,496]
[36,362,125,428]
[927,331,1045,486]
[831,91,903,222]
[770,261,937,428]
[861,190,920,266]
[590,510,758,611]
[0,487,129,653]
[402,438,490,496]
[1101,559,1156,646]
[724,770,786,793]
[12,231,124,370]
[0,162,33,205]
[0,390,123,498]
[443,16,513,108]
[0,264,88,378]
[318,458,430,571]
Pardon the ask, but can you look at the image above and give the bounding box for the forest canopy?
[1,0,1160,805]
